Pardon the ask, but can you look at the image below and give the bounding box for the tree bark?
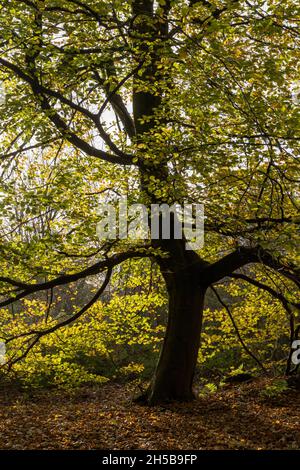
[131,1,207,405]
[145,243,206,404]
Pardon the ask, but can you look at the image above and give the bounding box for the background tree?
[0,0,299,403]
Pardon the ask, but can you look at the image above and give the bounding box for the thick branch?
[201,246,300,287]
[4,268,112,367]
[189,0,240,24]
[211,286,267,372]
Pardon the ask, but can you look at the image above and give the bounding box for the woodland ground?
[0,379,299,450]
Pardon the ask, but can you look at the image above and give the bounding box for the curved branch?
[4,267,112,368]
[229,273,300,311]
[211,285,267,372]
[201,246,300,287]
[0,249,150,308]
[0,57,134,165]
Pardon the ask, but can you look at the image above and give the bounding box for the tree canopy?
[0,0,299,403]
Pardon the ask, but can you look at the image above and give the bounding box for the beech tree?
[0,0,299,403]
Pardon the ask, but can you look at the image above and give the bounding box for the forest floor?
[0,378,299,450]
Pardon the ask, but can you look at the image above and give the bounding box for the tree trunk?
[146,245,206,404]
